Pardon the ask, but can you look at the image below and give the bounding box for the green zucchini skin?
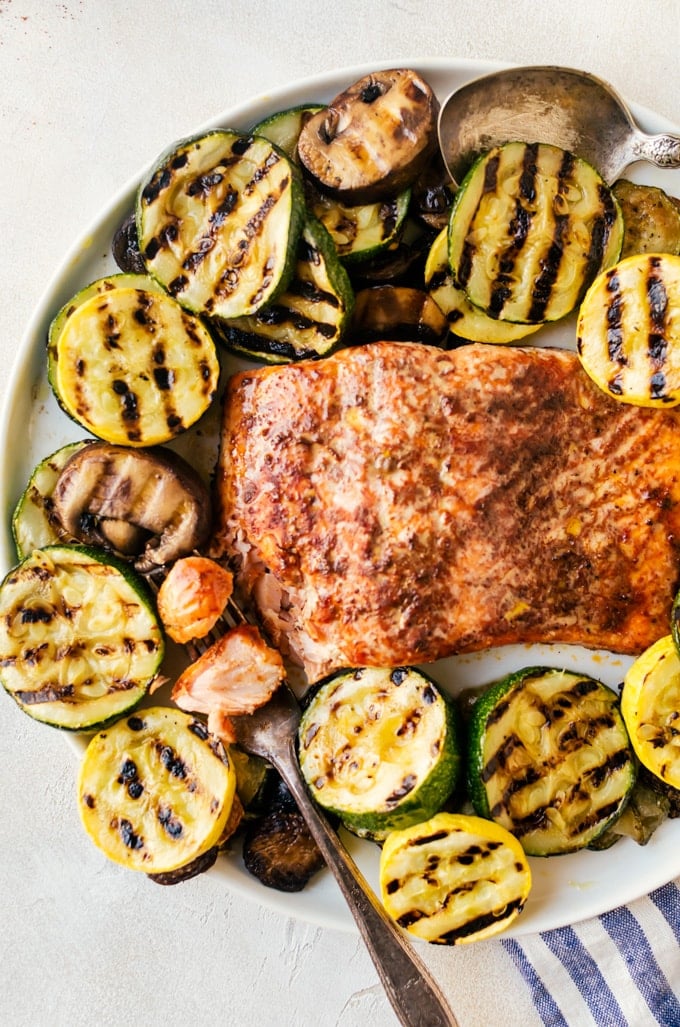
[448,141,623,324]
[12,440,93,560]
[137,130,305,320]
[298,666,461,839]
[253,101,410,267]
[306,185,411,264]
[251,104,324,162]
[0,545,164,731]
[213,216,354,362]
[467,667,635,856]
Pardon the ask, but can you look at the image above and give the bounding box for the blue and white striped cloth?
[503,881,680,1026]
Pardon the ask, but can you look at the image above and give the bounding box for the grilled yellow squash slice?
[379,812,531,944]
[621,635,680,789]
[576,252,680,406]
[78,707,236,873]
[48,274,219,446]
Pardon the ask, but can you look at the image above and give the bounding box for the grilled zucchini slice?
[214,216,354,362]
[11,440,92,560]
[612,180,680,259]
[424,228,541,343]
[251,104,323,161]
[621,635,680,789]
[576,252,680,406]
[379,812,531,944]
[48,275,219,446]
[297,667,461,839]
[448,141,623,324]
[77,707,236,873]
[137,130,304,319]
[467,667,635,856]
[306,184,410,264]
[0,545,163,730]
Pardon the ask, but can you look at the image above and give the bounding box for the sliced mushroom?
[410,151,456,232]
[111,213,146,274]
[297,68,438,205]
[242,808,325,892]
[52,442,212,571]
[350,285,449,346]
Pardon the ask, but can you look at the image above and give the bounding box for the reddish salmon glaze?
[212,341,680,682]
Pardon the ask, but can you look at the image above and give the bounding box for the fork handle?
[272,742,459,1027]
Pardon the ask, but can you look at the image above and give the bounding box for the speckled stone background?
[1,3,679,1025]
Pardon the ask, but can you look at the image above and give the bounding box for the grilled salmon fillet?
[212,341,680,682]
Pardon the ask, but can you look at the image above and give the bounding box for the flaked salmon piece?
[212,341,680,682]
[157,556,234,644]
[171,624,286,742]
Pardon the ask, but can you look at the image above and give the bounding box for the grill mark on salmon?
[213,341,680,681]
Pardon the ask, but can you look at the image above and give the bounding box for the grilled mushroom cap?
[52,442,211,571]
[297,68,438,205]
[350,285,449,345]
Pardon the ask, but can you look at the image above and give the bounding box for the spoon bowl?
[438,64,680,186]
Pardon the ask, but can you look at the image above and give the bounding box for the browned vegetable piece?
[52,441,212,572]
[242,808,325,892]
[112,213,145,274]
[350,285,449,346]
[612,179,680,258]
[147,845,219,886]
[297,68,438,205]
[410,151,456,232]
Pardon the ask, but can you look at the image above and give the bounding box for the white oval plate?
[2,58,680,938]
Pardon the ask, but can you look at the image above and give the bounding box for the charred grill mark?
[142,167,172,206]
[168,275,189,297]
[647,257,670,399]
[158,744,188,779]
[386,772,419,805]
[584,747,631,788]
[118,818,144,850]
[481,732,522,783]
[20,606,53,625]
[528,150,574,322]
[255,303,337,339]
[158,805,184,838]
[582,184,619,292]
[489,144,539,318]
[16,682,74,704]
[457,153,500,288]
[604,268,626,370]
[573,799,622,837]
[186,171,224,198]
[245,151,281,194]
[408,828,449,846]
[437,897,526,942]
[287,279,341,308]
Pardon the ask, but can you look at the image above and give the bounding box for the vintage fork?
[151,571,459,1027]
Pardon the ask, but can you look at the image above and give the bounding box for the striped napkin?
[502,881,680,1026]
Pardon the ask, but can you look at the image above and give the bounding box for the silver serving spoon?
[438,64,680,186]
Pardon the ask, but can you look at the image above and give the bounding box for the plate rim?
[3,55,680,939]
